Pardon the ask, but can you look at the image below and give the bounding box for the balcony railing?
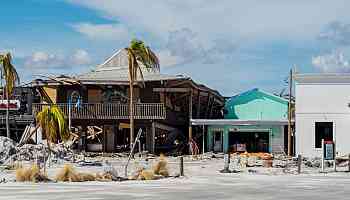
[32,103,166,120]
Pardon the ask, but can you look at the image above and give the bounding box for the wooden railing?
[32,103,166,120]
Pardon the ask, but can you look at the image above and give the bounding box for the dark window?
[214,131,222,142]
[315,122,333,148]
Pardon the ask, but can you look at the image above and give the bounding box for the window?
[214,131,222,142]
[315,122,333,148]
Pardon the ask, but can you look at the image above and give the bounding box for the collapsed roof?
[31,48,223,101]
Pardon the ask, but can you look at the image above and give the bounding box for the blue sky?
[2,0,350,96]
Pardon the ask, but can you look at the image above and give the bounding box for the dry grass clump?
[153,154,169,177]
[130,154,170,181]
[95,172,113,182]
[55,164,96,182]
[15,164,50,182]
[140,170,155,180]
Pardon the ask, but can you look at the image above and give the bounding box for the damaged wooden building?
[31,49,224,154]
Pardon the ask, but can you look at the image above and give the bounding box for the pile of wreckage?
[0,136,74,165]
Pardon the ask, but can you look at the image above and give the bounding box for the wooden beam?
[205,95,212,118]
[173,93,190,103]
[189,89,193,141]
[153,88,190,93]
[199,92,209,97]
[196,91,201,119]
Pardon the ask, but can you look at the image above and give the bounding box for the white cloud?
[31,51,50,62]
[157,50,183,67]
[72,23,130,41]
[25,49,92,70]
[319,21,350,46]
[312,50,350,72]
[71,49,91,65]
[25,51,65,69]
[68,0,350,42]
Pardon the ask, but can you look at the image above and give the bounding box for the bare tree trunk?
[6,88,10,138]
[129,81,134,150]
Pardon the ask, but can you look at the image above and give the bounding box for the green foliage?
[0,53,20,95]
[126,39,160,84]
[36,105,70,144]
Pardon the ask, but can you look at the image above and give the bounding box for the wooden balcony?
[32,103,166,120]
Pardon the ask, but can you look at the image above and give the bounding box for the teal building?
[207,88,289,153]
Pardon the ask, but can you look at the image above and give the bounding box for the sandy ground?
[1,156,350,200]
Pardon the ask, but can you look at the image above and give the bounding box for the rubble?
[0,137,17,164]
[0,137,74,165]
[304,157,321,168]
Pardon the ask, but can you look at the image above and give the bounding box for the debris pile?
[15,144,47,162]
[0,136,75,165]
[304,157,321,168]
[0,137,17,164]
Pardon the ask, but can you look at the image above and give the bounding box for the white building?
[295,73,350,158]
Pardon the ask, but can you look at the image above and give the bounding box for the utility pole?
[288,68,293,156]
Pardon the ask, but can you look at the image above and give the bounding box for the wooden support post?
[188,89,193,141]
[288,68,293,156]
[151,122,155,154]
[297,154,302,174]
[180,156,184,176]
[205,94,211,118]
[196,91,201,118]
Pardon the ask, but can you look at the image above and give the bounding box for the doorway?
[212,131,223,152]
[229,131,270,153]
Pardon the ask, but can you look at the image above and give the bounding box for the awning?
[191,119,291,126]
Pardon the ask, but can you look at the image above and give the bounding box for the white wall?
[296,83,350,157]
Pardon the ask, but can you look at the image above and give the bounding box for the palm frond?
[129,39,160,72]
[36,105,69,144]
[0,53,20,95]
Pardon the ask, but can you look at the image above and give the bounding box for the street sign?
[324,140,334,160]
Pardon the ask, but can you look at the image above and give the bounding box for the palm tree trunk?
[6,88,10,138]
[129,81,134,149]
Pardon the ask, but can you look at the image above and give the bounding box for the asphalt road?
[1,174,349,200]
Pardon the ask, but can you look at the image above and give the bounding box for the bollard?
[220,153,232,173]
[297,154,302,174]
[180,156,184,176]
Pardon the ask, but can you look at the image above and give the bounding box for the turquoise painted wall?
[225,88,288,120]
[207,89,288,153]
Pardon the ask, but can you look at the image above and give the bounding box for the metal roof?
[226,88,289,104]
[77,48,189,84]
[294,73,350,84]
[77,67,189,84]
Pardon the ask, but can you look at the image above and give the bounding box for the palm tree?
[36,105,70,148]
[36,104,69,172]
[0,53,20,138]
[125,39,160,148]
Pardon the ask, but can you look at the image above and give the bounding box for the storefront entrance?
[229,131,270,153]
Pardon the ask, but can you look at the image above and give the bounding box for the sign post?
[321,139,324,173]
[322,140,335,173]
